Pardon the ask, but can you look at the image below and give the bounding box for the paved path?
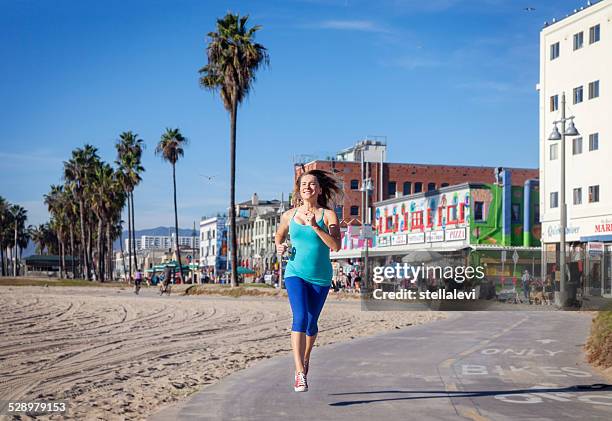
[151,312,612,421]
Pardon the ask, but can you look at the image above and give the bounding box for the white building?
[539,0,611,297]
[124,234,199,252]
[200,216,227,278]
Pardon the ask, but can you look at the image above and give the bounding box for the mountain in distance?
[21,227,197,257]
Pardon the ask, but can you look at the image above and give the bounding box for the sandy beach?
[0,285,445,420]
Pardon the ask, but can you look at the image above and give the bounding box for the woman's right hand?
[276,242,288,255]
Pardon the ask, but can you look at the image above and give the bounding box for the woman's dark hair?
[292,169,343,209]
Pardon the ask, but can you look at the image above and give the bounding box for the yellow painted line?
[458,407,491,421]
[446,382,459,392]
[440,358,457,368]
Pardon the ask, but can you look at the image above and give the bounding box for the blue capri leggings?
[285,276,330,336]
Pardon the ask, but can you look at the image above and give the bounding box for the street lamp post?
[548,92,580,308]
[361,177,374,294]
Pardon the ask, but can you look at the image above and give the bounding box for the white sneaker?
[294,371,308,392]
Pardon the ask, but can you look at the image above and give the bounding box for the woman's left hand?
[304,211,318,229]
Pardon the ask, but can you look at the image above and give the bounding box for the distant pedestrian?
[354,273,362,293]
[521,270,531,301]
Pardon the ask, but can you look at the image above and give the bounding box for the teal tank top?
[284,208,333,286]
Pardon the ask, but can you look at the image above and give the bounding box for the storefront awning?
[331,243,470,260]
[469,245,541,251]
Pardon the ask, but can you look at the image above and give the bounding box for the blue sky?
[0,0,589,229]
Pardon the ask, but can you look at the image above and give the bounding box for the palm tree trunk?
[97,217,103,282]
[60,230,65,278]
[130,191,137,273]
[119,222,127,281]
[79,199,89,279]
[126,194,132,281]
[229,100,238,288]
[106,223,113,281]
[14,221,18,276]
[69,226,75,278]
[60,239,65,279]
[0,247,4,276]
[87,221,93,280]
[172,163,183,281]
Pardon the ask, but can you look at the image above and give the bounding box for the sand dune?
[0,286,444,420]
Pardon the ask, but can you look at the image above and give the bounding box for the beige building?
[539,0,612,297]
[230,193,288,274]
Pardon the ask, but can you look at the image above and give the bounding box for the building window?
[573,31,584,50]
[414,182,423,193]
[511,204,521,223]
[550,42,560,60]
[589,24,600,44]
[550,143,558,160]
[573,188,582,205]
[550,192,559,209]
[350,206,359,216]
[589,185,600,203]
[588,80,599,99]
[550,95,558,111]
[474,201,485,221]
[573,86,583,104]
[441,183,449,188]
[427,182,436,191]
[388,181,396,197]
[350,179,359,190]
[589,133,599,151]
[572,137,582,155]
[403,181,412,195]
[335,205,343,219]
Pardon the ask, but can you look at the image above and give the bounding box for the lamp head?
[565,120,579,136]
[548,124,561,141]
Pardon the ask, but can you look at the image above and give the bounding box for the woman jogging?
[275,169,342,392]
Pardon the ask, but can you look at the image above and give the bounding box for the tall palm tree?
[90,162,124,281]
[155,128,188,280]
[63,186,79,277]
[64,144,99,279]
[116,131,145,279]
[0,196,8,276]
[9,204,27,276]
[199,13,269,287]
[45,185,68,278]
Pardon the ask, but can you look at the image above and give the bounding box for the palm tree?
[116,131,145,280]
[64,144,99,279]
[0,196,8,276]
[30,224,50,255]
[63,186,79,277]
[155,128,188,280]
[199,13,269,287]
[9,204,27,276]
[45,185,68,278]
[90,162,125,281]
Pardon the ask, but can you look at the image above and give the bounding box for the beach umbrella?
[401,250,443,264]
[237,266,256,275]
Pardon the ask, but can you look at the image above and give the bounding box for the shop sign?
[378,236,390,247]
[391,234,407,246]
[587,242,604,255]
[408,232,425,244]
[446,228,466,241]
[426,230,444,243]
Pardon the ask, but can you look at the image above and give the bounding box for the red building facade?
[295,160,539,225]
